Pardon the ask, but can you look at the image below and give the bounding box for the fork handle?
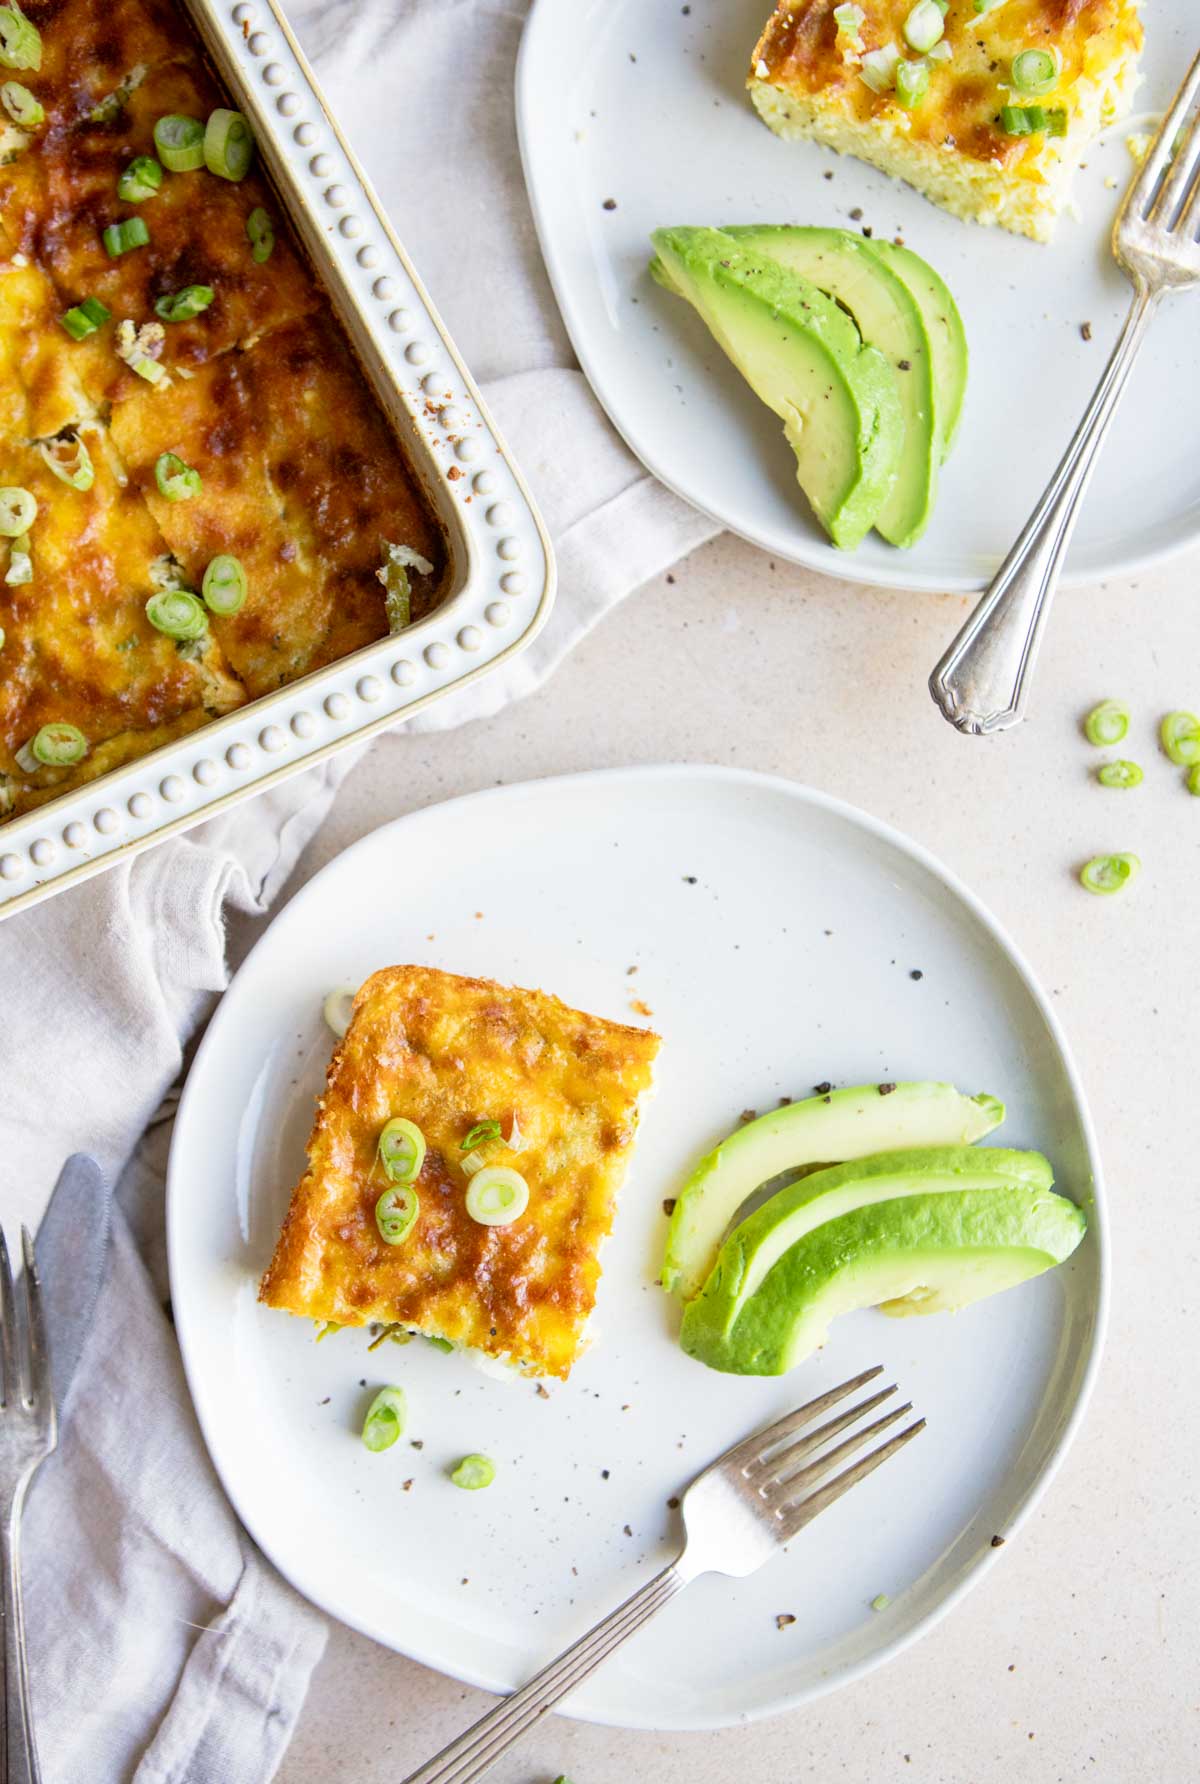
[930,283,1159,735]
[400,1562,689,1784]
[2,1481,43,1784]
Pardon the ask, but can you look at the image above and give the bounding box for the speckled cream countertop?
[264,536,1200,1784]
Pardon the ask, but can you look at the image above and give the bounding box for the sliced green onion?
[153,113,204,172]
[895,58,930,109]
[0,3,41,72]
[833,3,864,41]
[117,155,163,202]
[1000,104,1037,137]
[322,985,356,1038]
[1097,760,1143,790]
[1083,699,1129,747]
[450,1453,495,1491]
[361,1386,406,1452]
[903,0,944,53]
[1079,853,1140,896]
[30,721,87,766]
[1,79,40,126]
[461,1118,502,1154]
[199,553,246,615]
[1011,48,1058,95]
[246,205,275,263]
[928,38,952,62]
[102,216,150,257]
[375,1183,419,1246]
[204,107,254,181]
[1043,106,1067,138]
[0,485,35,535]
[39,432,94,492]
[377,546,411,631]
[145,587,208,641]
[154,284,215,324]
[315,1319,340,1340]
[465,1166,529,1227]
[870,1594,891,1612]
[59,296,110,341]
[378,1116,426,1185]
[860,43,900,93]
[1188,764,1200,797]
[88,62,146,123]
[1160,710,1200,766]
[426,1335,454,1353]
[5,537,30,584]
[0,625,5,646]
[132,355,168,386]
[154,450,201,501]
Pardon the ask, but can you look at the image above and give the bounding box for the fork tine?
[1125,47,1200,226]
[0,1228,16,1407]
[768,1401,914,1505]
[1149,101,1200,233]
[744,1382,897,1484]
[778,1417,927,1542]
[721,1364,885,1473]
[21,1227,49,1412]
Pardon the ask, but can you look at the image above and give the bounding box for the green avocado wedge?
[682,1185,1086,1377]
[649,226,902,549]
[663,1081,1004,1301]
[722,225,939,548]
[679,1145,1053,1357]
[867,239,969,458]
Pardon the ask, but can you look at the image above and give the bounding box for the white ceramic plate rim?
[167,765,1109,1729]
[514,2,1195,595]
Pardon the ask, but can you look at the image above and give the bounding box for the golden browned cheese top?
[753,0,1143,165]
[259,967,661,1380]
[0,0,446,821]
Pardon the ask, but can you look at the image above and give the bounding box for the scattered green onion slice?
[465,1166,529,1227]
[895,58,930,109]
[154,284,214,323]
[1097,760,1143,790]
[5,538,30,584]
[0,485,36,535]
[1011,48,1058,94]
[154,450,201,501]
[833,2,864,30]
[1079,853,1139,896]
[1000,104,1036,136]
[1160,709,1200,766]
[30,721,87,766]
[0,624,5,646]
[315,1319,340,1341]
[0,2,41,72]
[59,296,110,341]
[450,1453,495,1491]
[117,155,163,202]
[1043,106,1067,138]
[361,1386,407,1452]
[246,205,275,263]
[102,216,150,257]
[1188,764,1200,797]
[131,355,168,386]
[39,432,94,492]
[378,1116,426,1185]
[1083,699,1129,746]
[928,38,952,62]
[1,79,40,125]
[145,587,208,642]
[200,553,246,614]
[870,1593,891,1612]
[903,0,944,53]
[322,985,356,1038]
[204,107,254,180]
[426,1336,454,1353]
[375,1183,420,1246]
[461,1118,503,1154]
[153,113,204,171]
[860,43,900,93]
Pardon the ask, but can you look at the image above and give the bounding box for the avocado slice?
[722,225,938,548]
[867,239,968,458]
[663,1081,1004,1301]
[679,1144,1053,1355]
[682,1185,1086,1376]
[650,226,902,550]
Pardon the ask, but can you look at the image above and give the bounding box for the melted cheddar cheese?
[750,0,1143,241]
[260,967,662,1380]
[0,0,446,821]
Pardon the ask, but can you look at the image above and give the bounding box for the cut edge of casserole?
[748,0,1144,244]
[259,965,662,1381]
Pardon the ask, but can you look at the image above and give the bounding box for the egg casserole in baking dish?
[260,966,661,1380]
[749,0,1143,242]
[0,0,446,822]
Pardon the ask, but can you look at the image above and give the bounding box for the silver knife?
[33,1154,111,1413]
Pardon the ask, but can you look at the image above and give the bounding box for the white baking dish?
[0,0,555,920]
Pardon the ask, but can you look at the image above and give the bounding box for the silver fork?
[930,47,1200,735]
[1,1229,56,1784]
[402,1365,924,1784]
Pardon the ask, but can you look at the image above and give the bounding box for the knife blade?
[33,1153,112,1413]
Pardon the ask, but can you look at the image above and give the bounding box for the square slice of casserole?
[749,0,1143,243]
[260,966,661,1379]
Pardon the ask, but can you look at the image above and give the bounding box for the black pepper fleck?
[663,1197,677,1215]
[991,1534,1006,1547]
[601,1469,611,1479]
[849,207,863,221]
[776,1613,796,1629]
[683,874,697,884]
[411,1439,424,1449]
[861,225,873,238]
[878,1082,897,1096]
[813,1081,833,1095]
[910,969,923,980]
[897,358,911,371]
[668,1495,681,1509]
[1080,321,1093,341]
[602,198,617,211]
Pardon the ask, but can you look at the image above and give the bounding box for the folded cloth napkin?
[0,2,719,1779]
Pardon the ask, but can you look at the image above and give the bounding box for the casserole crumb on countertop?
[0,0,447,822]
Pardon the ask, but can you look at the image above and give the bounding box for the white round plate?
[168,766,1105,1729]
[516,0,1199,592]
